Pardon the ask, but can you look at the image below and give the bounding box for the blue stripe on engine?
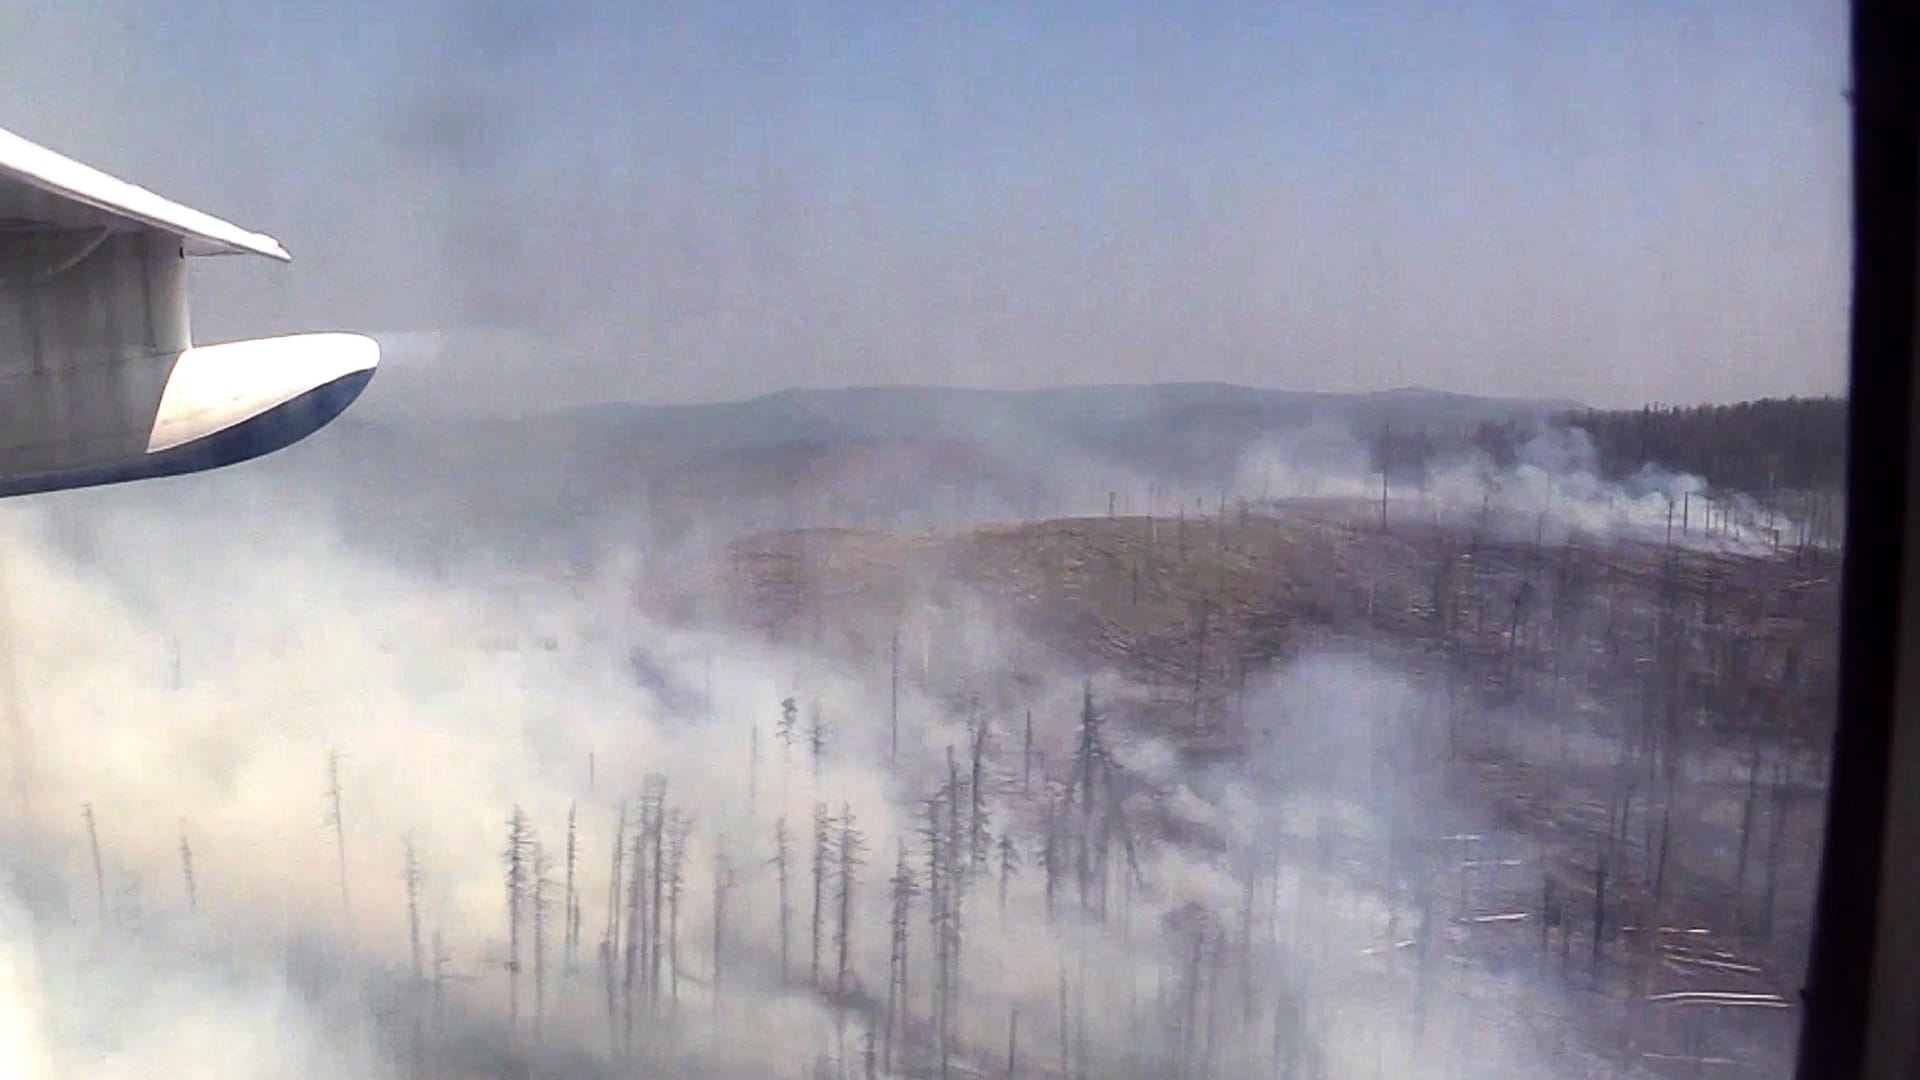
[0,367,375,498]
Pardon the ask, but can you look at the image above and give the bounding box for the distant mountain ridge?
[474,382,1582,466]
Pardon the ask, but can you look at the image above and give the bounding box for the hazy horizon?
[2,2,1851,414]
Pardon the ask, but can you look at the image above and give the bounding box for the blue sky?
[2,1,1851,411]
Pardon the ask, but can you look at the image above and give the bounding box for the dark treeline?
[1560,397,1847,492]
[1369,397,1847,495]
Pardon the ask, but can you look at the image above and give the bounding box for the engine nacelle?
[0,332,377,498]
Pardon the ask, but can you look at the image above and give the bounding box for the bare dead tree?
[82,803,105,921]
[563,804,579,974]
[883,841,917,1073]
[326,750,349,912]
[1039,779,1062,921]
[178,829,196,917]
[712,846,737,1012]
[404,834,424,983]
[997,830,1022,914]
[532,839,552,1053]
[646,776,668,1004]
[667,810,693,1009]
[621,805,647,1061]
[601,803,626,1063]
[1022,709,1035,796]
[969,721,992,875]
[1058,964,1071,1080]
[778,696,799,762]
[835,803,867,996]
[891,630,901,766]
[1007,1005,1020,1079]
[503,806,532,1034]
[1072,682,1102,911]
[811,801,833,986]
[923,794,951,1071]
[771,814,793,984]
[808,700,830,777]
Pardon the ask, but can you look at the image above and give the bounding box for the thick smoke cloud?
[0,433,1785,1078]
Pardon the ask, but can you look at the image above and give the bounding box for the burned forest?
[0,390,1843,1080]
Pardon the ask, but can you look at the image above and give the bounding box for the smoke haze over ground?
[0,391,1836,1076]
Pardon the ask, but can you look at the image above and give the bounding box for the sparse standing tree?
[178,829,196,916]
[667,810,693,1009]
[532,839,552,1053]
[602,803,626,1060]
[82,803,105,921]
[712,847,736,1014]
[647,777,668,1004]
[1022,709,1035,795]
[771,814,793,984]
[970,721,992,874]
[778,696,799,761]
[622,804,647,1060]
[1039,780,1062,921]
[884,841,917,1073]
[808,700,830,777]
[924,794,951,1070]
[997,830,1022,914]
[811,801,833,986]
[563,804,579,973]
[835,803,866,995]
[503,806,532,1035]
[326,750,350,912]
[404,834,424,983]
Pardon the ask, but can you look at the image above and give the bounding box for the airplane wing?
[0,126,290,261]
[0,123,376,498]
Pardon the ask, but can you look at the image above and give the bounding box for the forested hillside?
[1564,398,1847,492]
[1367,397,1846,499]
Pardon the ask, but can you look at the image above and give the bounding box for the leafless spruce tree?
[771,814,793,984]
[82,802,105,920]
[563,803,579,974]
[667,809,693,1009]
[326,750,350,912]
[1022,709,1035,795]
[835,802,866,996]
[969,721,992,874]
[602,801,627,1052]
[178,829,196,916]
[811,801,833,986]
[503,806,533,1034]
[808,700,830,776]
[622,804,647,1061]
[404,834,424,982]
[532,839,552,1052]
[883,841,917,1073]
[712,846,737,1010]
[1038,779,1062,921]
[923,794,950,1069]
[778,696,799,762]
[645,776,668,1004]
[997,830,1022,914]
